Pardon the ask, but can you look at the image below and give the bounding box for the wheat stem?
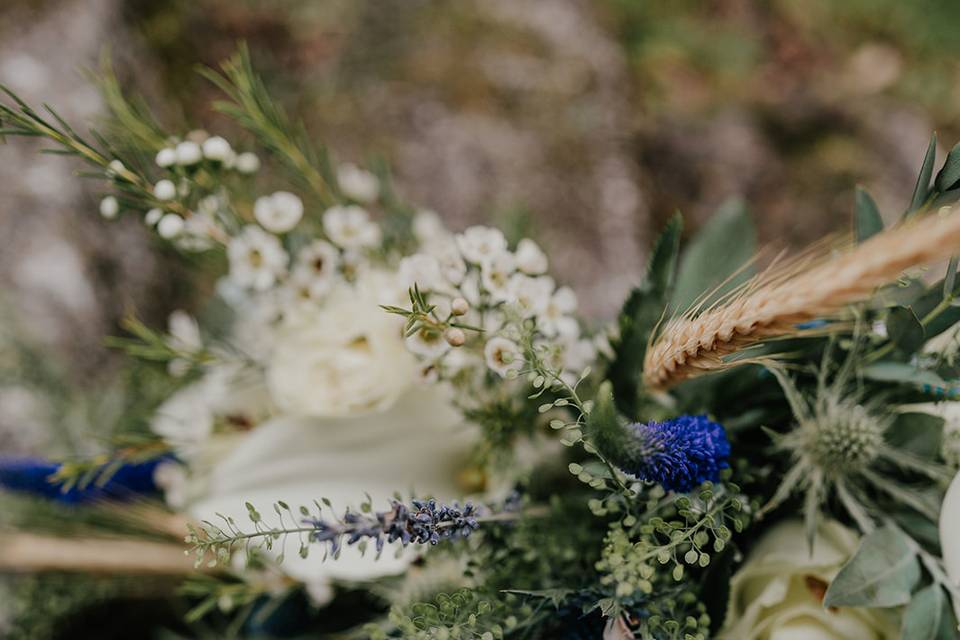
[643,208,960,390]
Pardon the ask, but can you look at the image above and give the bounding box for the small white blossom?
[107,159,125,177]
[562,337,596,373]
[235,152,261,174]
[480,252,517,301]
[167,309,202,377]
[99,196,119,219]
[145,208,163,226]
[290,240,340,299]
[202,136,233,162]
[337,163,379,203]
[431,239,467,285]
[456,225,508,264]
[406,327,451,360]
[323,205,381,249]
[157,214,185,239]
[254,191,304,233]
[155,147,176,168]
[515,238,548,275]
[484,336,523,377]
[413,209,447,245]
[538,285,579,338]
[398,254,445,292]
[508,274,553,317]
[153,179,176,201]
[175,140,203,166]
[228,225,289,290]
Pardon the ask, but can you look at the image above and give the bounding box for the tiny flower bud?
[99,195,119,219]
[444,327,466,347]
[235,152,261,174]
[106,159,125,178]
[145,208,163,226]
[154,179,176,201]
[175,141,203,166]
[202,136,233,162]
[451,297,470,316]
[155,148,176,168]
[157,213,185,239]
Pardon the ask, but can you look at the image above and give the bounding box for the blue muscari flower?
[0,456,165,504]
[615,415,731,493]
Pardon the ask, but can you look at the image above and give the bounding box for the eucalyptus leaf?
[935,142,960,193]
[886,412,944,459]
[886,306,926,354]
[908,133,938,215]
[901,584,955,640]
[855,186,884,242]
[672,198,756,312]
[823,526,920,608]
[861,362,945,387]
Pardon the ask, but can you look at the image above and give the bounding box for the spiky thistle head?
[610,415,731,493]
[800,395,884,472]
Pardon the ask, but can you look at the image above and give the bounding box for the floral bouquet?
[2,48,960,640]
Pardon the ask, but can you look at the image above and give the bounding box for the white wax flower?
[484,337,523,378]
[157,214,185,239]
[202,136,233,162]
[480,252,517,302]
[455,226,507,264]
[145,208,163,226]
[507,274,553,318]
[265,270,417,417]
[515,238,549,275]
[538,285,579,339]
[719,519,899,639]
[235,152,261,174]
[289,239,340,299]
[430,239,467,285]
[175,141,203,166]
[337,163,380,203]
[187,384,475,589]
[398,254,446,292]
[155,148,177,168]
[323,205,381,249]
[153,179,177,201]
[413,209,446,245]
[99,196,119,219]
[227,225,289,291]
[254,191,304,233]
[940,471,960,620]
[405,327,451,360]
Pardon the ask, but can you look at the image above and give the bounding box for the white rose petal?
[254,191,304,233]
[337,163,379,203]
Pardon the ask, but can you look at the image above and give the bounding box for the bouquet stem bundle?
[643,207,960,389]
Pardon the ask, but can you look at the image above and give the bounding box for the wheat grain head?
[643,207,960,390]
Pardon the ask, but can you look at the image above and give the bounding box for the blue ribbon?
[0,456,165,504]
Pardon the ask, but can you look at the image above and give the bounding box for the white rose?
[188,383,475,587]
[265,270,417,417]
[720,519,899,640]
[940,471,960,623]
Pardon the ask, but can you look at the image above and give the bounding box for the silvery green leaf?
[935,142,960,192]
[647,212,683,298]
[908,133,938,214]
[861,362,944,387]
[901,584,956,640]
[855,186,884,242]
[886,306,925,353]
[885,412,944,459]
[823,526,920,608]
[672,198,756,311]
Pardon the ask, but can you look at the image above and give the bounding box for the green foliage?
[886,305,926,354]
[901,585,958,640]
[824,525,920,608]
[671,198,755,312]
[607,214,681,417]
[909,133,938,214]
[854,186,884,242]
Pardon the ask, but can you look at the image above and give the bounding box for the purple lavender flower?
[615,415,731,493]
[305,498,482,555]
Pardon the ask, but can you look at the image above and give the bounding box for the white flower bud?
[107,159,125,177]
[175,141,203,166]
[155,148,177,168]
[145,208,163,226]
[444,327,466,347]
[157,213,185,239]
[202,136,233,162]
[154,179,176,201]
[451,297,470,316]
[235,152,260,174]
[99,195,119,219]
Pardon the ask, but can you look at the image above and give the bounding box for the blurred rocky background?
[3,0,960,456]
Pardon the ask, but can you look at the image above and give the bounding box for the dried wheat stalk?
[643,207,960,390]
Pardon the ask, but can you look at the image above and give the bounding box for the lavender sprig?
[187,497,512,568]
